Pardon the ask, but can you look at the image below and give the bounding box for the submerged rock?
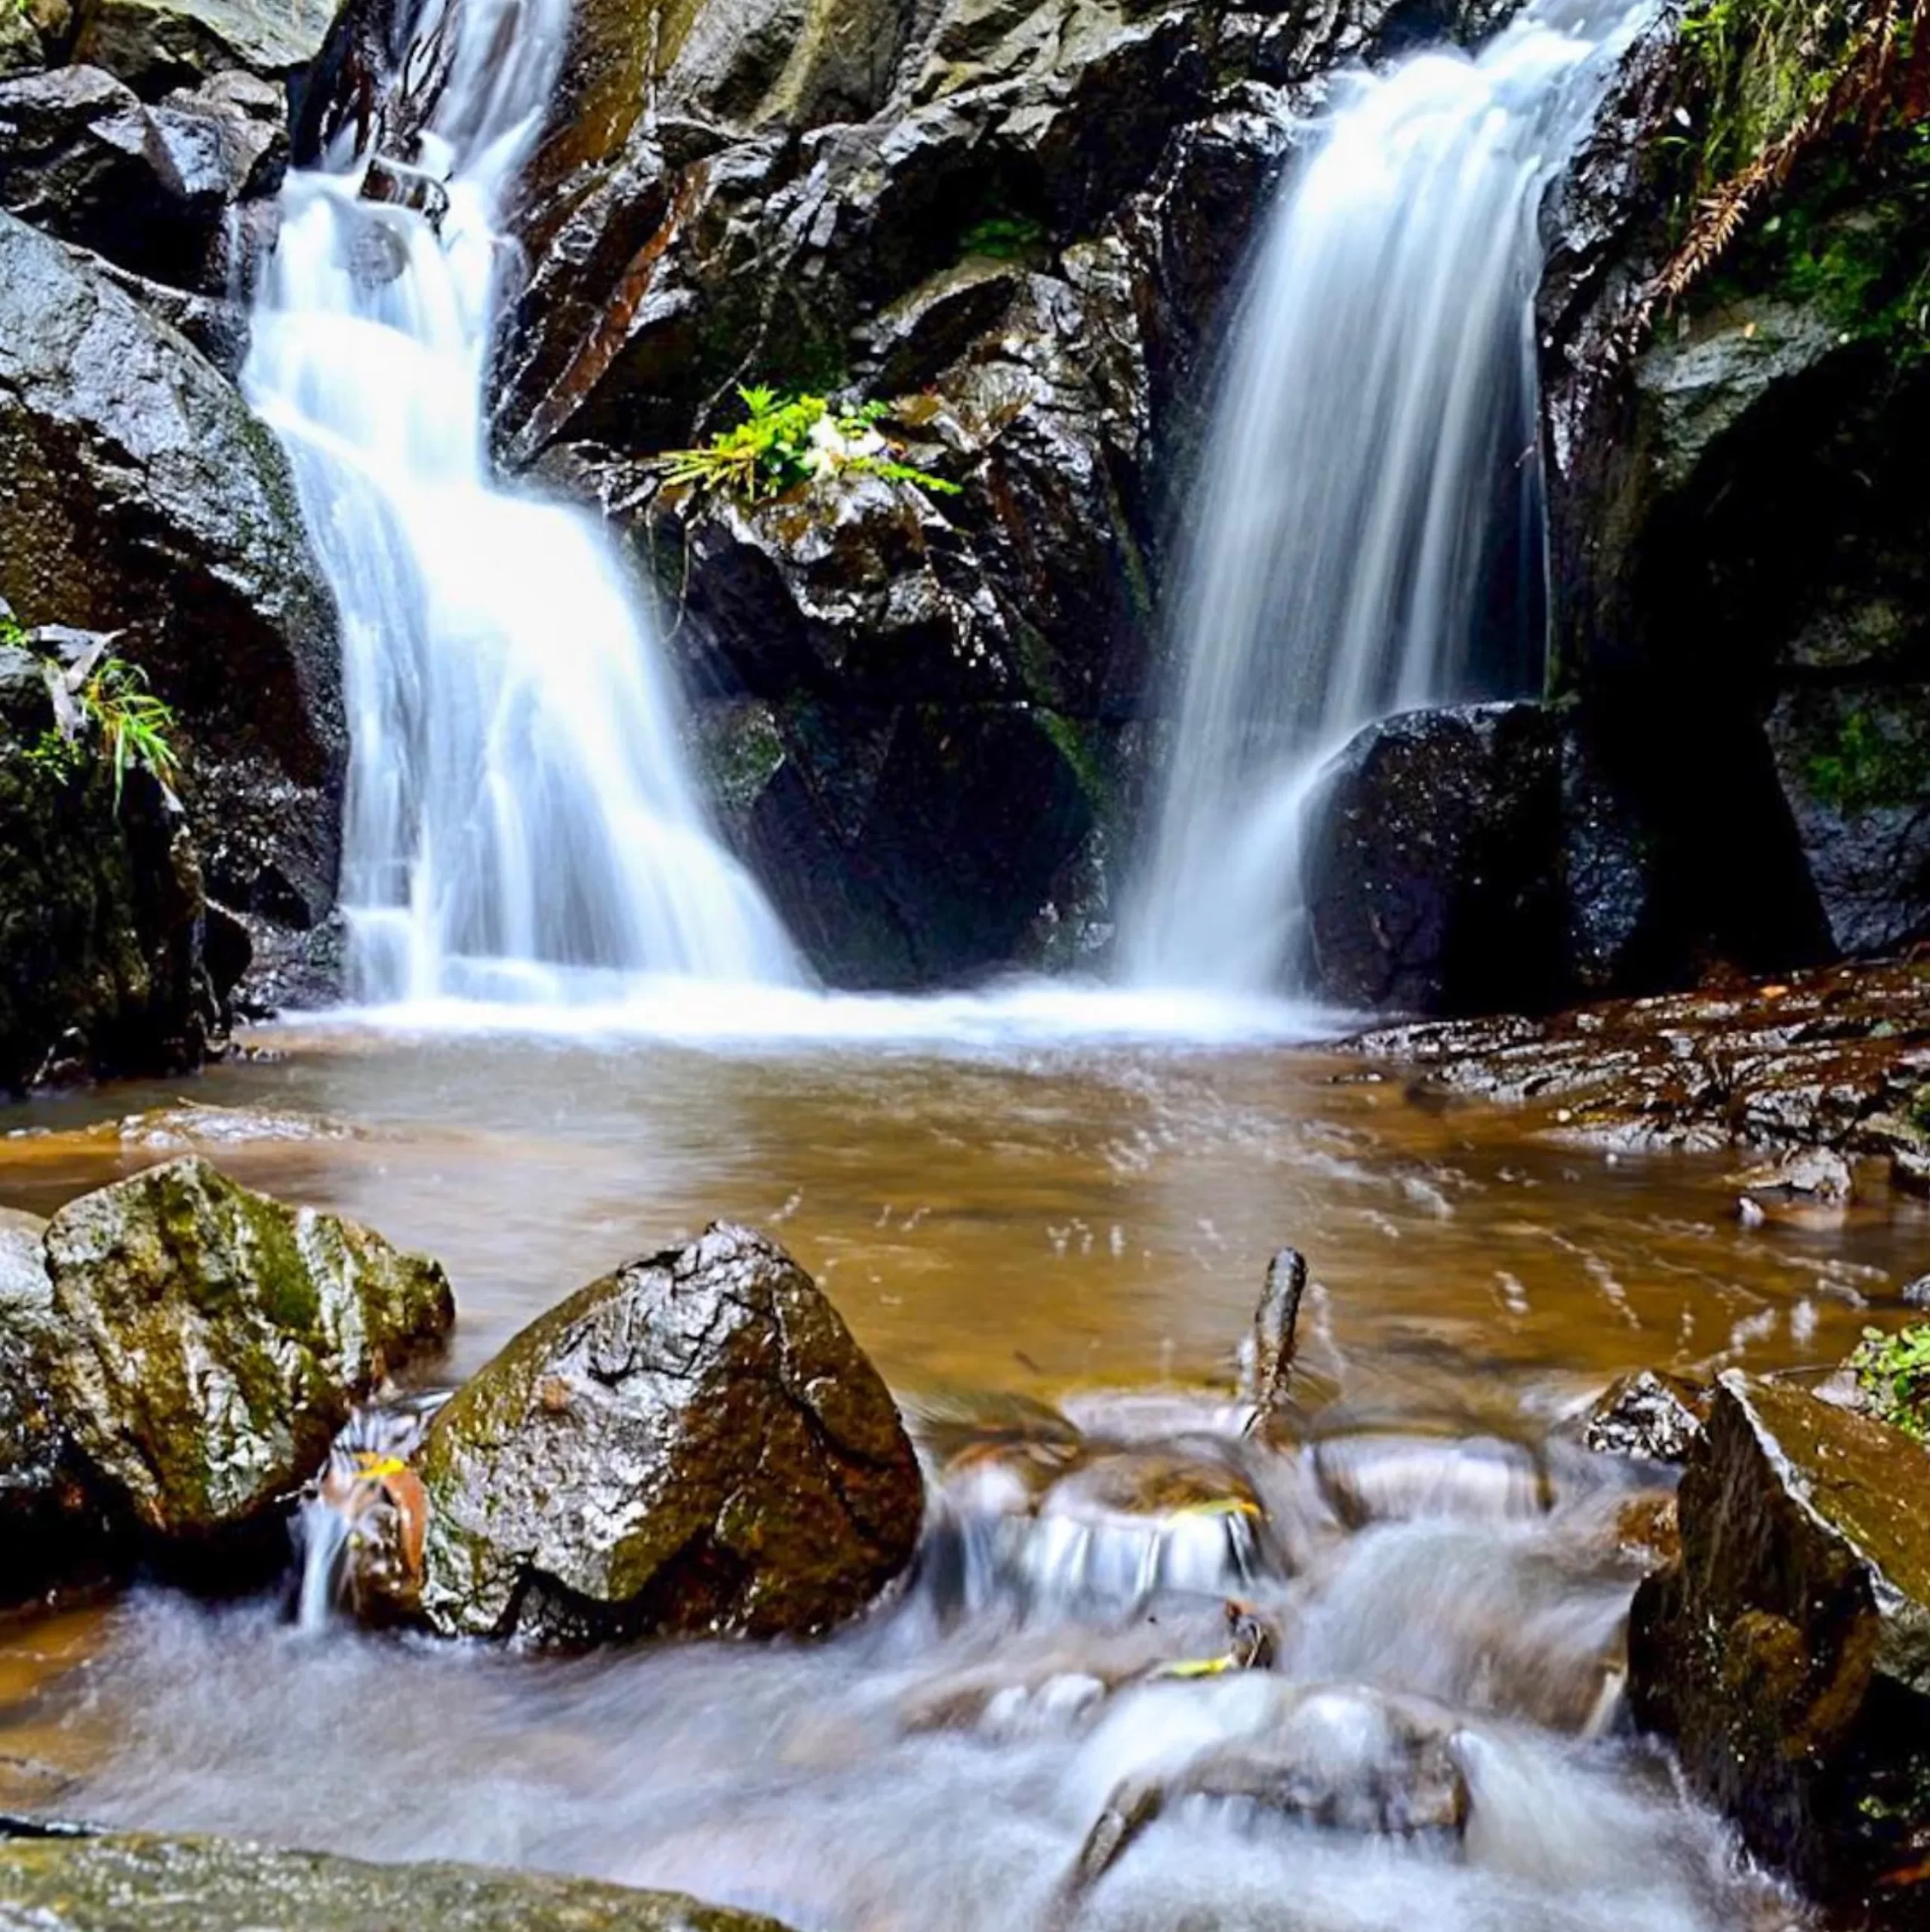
[1630,1373,1930,1924]
[413,1222,922,1645]
[42,1156,453,1539]
[0,1830,798,1931]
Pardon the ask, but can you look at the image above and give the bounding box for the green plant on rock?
[959,213,1047,262]
[1848,1321,1930,1438]
[1805,707,1930,814]
[28,644,180,812]
[1634,0,1930,336]
[657,385,960,505]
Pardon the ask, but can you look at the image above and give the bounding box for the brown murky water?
[0,1011,1919,1930]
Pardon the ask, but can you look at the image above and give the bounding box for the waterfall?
[244,0,799,1004]
[1122,0,1649,995]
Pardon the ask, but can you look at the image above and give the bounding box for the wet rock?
[42,1155,454,1540]
[411,1222,922,1645]
[1630,1374,1930,1924]
[0,1210,123,1604]
[1301,702,1567,1015]
[1242,1245,1307,1422]
[1582,1369,1709,1464]
[1057,1678,1468,1917]
[0,211,346,1002]
[1734,1145,1855,1209]
[0,64,286,299]
[71,0,337,94]
[0,1830,799,1931]
[0,626,218,1091]
[1346,959,1930,1163]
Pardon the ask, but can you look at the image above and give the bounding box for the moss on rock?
[0,1830,798,1931]
[42,1156,454,1537]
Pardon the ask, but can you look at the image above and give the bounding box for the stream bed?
[2,1003,1919,1930]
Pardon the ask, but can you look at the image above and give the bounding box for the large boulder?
[0,210,346,996]
[0,1831,799,1932]
[1630,1373,1930,1924]
[1297,700,1667,1016]
[0,628,217,1090]
[42,1156,454,1539]
[413,1222,924,1644]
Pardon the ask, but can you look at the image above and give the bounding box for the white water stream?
[1123,0,1650,994]
[243,0,799,1004]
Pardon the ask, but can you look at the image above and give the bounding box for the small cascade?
[244,0,799,1004]
[291,1395,445,1632]
[1122,0,1651,994]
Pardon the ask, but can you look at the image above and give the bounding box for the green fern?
[658,385,960,505]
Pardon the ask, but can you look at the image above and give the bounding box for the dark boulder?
[1630,1373,1930,1924]
[0,626,217,1090]
[43,1155,454,1541]
[0,210,346,1002]
[411,1222,924,1645]
[0,1831,799,1932]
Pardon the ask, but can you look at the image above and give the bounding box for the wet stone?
[1630,1373,1930,1925]
[0,1830,798,1931]
[413,1222,924,1646]
[1582,1369,1710,1464]
[42,1155,454,1540]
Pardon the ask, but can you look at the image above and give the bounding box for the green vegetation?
[958,214,1047,261]
[3,620,183,813]
[658,386,960,505]
[1645,0,1928,327]
[1804,708,1930,814]
[1848,1322,1930,1440]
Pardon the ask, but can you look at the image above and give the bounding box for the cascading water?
[1122,0,1649,995]
[243,0,799,1004]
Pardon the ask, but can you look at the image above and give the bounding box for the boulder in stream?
[1630,1372,1930,1924]
[412,1222,923,1645]
[0,1829,799,1931]
[42,1156,454,1540]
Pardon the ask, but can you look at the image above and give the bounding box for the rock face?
[1538,0,1930,988]
[42,1155,453,1538]
[414,1222,923,1644]
[0,628,218,1091]
[0,211,346,1003]
[0,1831,799,1932]
[1630,1374,1930,1925]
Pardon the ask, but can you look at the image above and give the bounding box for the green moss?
[1804,707,1930,814]
[959,214,1047,263]
[1035,709,1114,818]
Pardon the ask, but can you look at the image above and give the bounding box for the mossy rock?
[414,1222,922,1645]
[43,1156,454,1537]
[1630,1374,1930,1925]
[0,1829,798,1930]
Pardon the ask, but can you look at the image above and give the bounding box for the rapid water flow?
[1123,0,1648,993]
[243,0,798,1003]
